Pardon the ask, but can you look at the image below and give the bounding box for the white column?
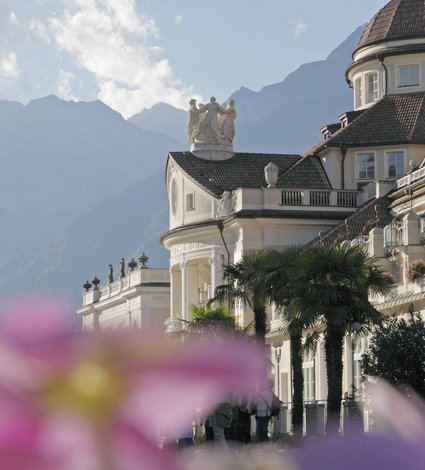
[169,267,174,320]
[209,252,223,298]
[180,261,189,321]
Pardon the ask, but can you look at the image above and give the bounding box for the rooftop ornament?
[138,252,149,268]
[128,258,137,271]
[188,96,236,160]
[108,264,114,283]
[120,258,125,278]
[91,276,100,290]
[83,280,92,292]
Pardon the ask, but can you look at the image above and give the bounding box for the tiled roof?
[356,0,425,52]
[308,196,393,247]
[169,152,331,196]
[328,93,425,148]
[277,156,332,190]
[233,210,353,220]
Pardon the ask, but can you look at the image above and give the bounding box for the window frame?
[302,350,315,403]
[185,192,195,211]
[386,150,405,179]
[397,63,421,88]
[366,72,379,103]
[357,152,376,180]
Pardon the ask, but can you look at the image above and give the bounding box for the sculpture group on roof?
[188,97,236,145]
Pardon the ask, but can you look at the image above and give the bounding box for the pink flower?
[0,296,266,469]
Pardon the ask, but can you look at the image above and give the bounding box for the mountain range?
[0,26,362,306]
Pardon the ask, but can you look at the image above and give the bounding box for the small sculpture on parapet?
[120,258,125,278]
[218,191,235,217]
[108,264,114,283]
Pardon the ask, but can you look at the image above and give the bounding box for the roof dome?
[356,0,425,52]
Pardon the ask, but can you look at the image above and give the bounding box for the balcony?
[396,167,425,189]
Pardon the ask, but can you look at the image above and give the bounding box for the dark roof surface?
[308,196,393,247]
[356,0,425,52]
[328,92,425,148]
[169,152,331,196]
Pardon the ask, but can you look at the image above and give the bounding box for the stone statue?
[264,162,279,187]
[108,264,114,283]
[218,191,235,216]
[187,99,201,143]
[220,99,236,143]
[120,258,125,278]
[197,97,228,143]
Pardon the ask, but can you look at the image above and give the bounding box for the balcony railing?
[281,190,303,205]
[397,167,425,189]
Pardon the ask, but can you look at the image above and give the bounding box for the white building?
[77,256,170,331]
[162,0,425,432]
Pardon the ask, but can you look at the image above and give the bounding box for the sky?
[0,0,388,118]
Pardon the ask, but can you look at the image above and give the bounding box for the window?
[367,73,379,102]
[387,151,405,178]
[399,64,420,87]
[186,193,195,211]
[358,153,375,179]
[353,337,368,393]
[186,192,195,211]
[303,350,315,403]
[355,77,362,108]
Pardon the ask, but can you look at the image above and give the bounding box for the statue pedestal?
[190,141,234,160]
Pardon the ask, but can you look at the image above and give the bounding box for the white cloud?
[0,52,20,78]
[46,0,193,117]
[30,19,50,42]
[9,11,18,25]
[57,70,78,101]
[294,22,308,39]
[174,14,183,25]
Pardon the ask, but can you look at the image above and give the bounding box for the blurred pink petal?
[367,379,425,441]
[121,335,266,440]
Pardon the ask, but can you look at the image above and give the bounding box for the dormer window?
[398,64,420,87]
[366,73,379,103]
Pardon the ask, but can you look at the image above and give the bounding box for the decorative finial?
[91,276,100,290]
[128,258,137,271]
[138,252,149,268]
[264,162,279,187]
[83,280,92,292]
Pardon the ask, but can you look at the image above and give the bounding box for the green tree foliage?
[287,243,392,432]
[190,304,236,333]
[363,306,425,398]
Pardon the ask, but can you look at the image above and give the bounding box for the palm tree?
[216,247,307,436]
[256,247,308,437]
[287,243,392,433]
[212,250,270,347]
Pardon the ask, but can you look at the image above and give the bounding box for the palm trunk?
[254,305,266,347]
[290,332,304,437]
[324,329,345,434]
